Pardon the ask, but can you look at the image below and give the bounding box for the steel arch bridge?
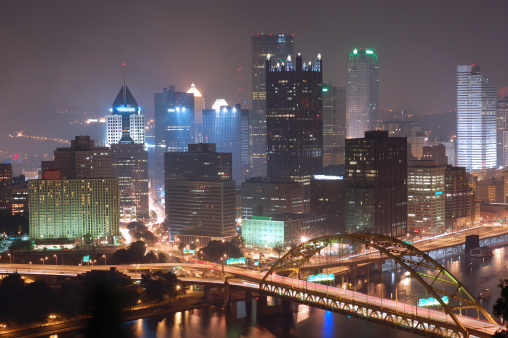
[259,233,498,338]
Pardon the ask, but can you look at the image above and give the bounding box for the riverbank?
[0,289,244,338]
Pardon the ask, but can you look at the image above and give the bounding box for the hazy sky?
[1,0,508,159]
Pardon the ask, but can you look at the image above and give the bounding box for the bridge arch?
[261,233,496,334]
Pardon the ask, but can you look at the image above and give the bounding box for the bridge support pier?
[256,296,292,317]
[245,291,252,307]
[204,285,211,301]
[223,281,230,308]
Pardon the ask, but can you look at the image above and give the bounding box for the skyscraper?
[165,144,235,238]
[323,82,346,153]
[0,164,12,218]
[265,52,323,179]
[202,104,249,184]
[251,33,295,177]
[154,86,195,196]
[346,131,407,237]
[497,95,508,167]
[111,143,149,222]
[347,48,379,139]
[106,85,145,146]
[456,65,497,171]
[187,83,205,143]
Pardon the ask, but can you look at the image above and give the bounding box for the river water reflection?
[59,246,508,337]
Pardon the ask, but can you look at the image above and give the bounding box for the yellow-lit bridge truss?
[259,233,499,338]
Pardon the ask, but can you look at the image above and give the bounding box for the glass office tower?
[456,65,496,171]
[347,48,379,139]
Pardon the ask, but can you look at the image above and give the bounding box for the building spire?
[123,63,126,103]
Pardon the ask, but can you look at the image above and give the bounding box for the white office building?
[456,65,496,171]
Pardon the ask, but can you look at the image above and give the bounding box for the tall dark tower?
[250,34,295,177]
[265,52,323,179]
[345,131,407,237]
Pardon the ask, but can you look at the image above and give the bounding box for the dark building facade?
[164,144,232,181]
[111,143,149,221]
[310,175,346,233]
[0,164,12,217]
[346,131,407,237]
[53,136,112,179]
[323,82,346,152]
[241,176,305,219]
[202,104,249,184]
[445,165,472,230]
[265,52,323,179]
[251,34,295,178]
[154,86,195,196]
[164,144,235,238]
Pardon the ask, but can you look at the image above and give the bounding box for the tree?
[231,236,245,249]
[141,271,182,302]
[199,240,242,263]
[494,279,508,338]
[273,242,285,258]
[158,252,168,263]
[112,240,147,264]
[494,279,508,323]
[189,243,197,251]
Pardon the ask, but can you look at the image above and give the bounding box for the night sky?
[1,0,508,162]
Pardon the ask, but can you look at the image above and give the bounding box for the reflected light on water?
[296,304,310,323]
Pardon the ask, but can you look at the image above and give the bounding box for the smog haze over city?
[1,0,508,164]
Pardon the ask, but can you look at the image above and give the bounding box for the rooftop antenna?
[123,63,126,103]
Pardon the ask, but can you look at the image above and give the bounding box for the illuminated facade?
[265,52,323,179]
[202,104,249,184]
[407,160,446,236]
[165,144,235,238]
[347,48,379,139]
[29,177,119,241]
[242,213,324,247]
[106,85,145,146]
[154,86,195,196]
[187,83,205,143]
[457,65,497,171]
[497,95,508,167]
[0,164,12,217]
[346,131,407,237]
[242,216,285,247]
[251,33,295,177]
[111,143,149,222]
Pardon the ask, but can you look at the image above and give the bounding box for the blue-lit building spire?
[107,73,145,146]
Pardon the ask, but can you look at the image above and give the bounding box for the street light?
[7,254,11,264]
[53,254,57,265]
[40,258,45,266]
[102,255,107,265]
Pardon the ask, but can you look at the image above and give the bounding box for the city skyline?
[2,1,508,159]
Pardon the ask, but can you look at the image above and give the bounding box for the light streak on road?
[15,131,70,144]
[120,227,132,245]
